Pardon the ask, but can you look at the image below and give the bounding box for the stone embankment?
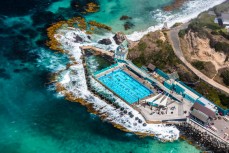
[177,121,229,153]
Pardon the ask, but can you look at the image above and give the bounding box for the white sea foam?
[127,0,226,41]
[54,27,180,141]
[35,48,67,72]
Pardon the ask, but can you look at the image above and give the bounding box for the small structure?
[153,95,166,106]
[221,13,229,26]
[115,40,128,60]
[196,97,218,113]
[168,72,179,80]
[190,102,216,125]
[147,63,156,72]
[145,94,161,104]
[159,95,169,107]
[173,81,200,103]
[190,109,209,125]
[164,79,174,90]
[208,11,216,16]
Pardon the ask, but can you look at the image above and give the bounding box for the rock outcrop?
[113,32,126,45]
[74,35,83,43]
[98,38,112,45]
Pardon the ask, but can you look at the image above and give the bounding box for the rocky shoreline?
[177,122,229,153]
[163,0,187,12]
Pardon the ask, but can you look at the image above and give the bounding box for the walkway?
[80,46,114,57]
[167,23,229,94]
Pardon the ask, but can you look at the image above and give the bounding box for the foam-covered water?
[54,27,180,141]
[127,0,227,41]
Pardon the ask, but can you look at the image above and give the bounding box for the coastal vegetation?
[191,61,217,78]
[177,4,229,108]
[128,31,180,71]
[172,22,183,28]
[191,61,204,70]
[128,30,229,109]
[178,29,186,38]
[181,11,229,55]
[220,69,229,86]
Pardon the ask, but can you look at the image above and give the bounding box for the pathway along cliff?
[167,23,229,95]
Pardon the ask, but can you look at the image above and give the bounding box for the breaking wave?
[127,0,226,41]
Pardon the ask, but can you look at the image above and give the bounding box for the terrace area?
[93,62,192,122]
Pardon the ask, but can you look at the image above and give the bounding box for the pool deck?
[95,63,125,78]
[82,43,229,147]
[133,97,192,122]
[93,62,193,122]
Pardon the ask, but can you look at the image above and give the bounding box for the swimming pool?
[98,69,152,104]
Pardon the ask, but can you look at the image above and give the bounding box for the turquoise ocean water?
[0,0,205,152]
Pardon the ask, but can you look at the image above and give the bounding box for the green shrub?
[192,61,205,70]
[220,70,229,86]
[138,42,147,51]
[212,42,229,53]
[219,94,229,107]
[178,29,186,38]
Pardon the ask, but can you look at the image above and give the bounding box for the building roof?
[174,82,200,100]
[221,13,229,24]
[147,63,156,71]
[191,109,209,123]
[168,72,179,80]
[145,94,161,103]
[192,102,216,118]
[197,97,217,112]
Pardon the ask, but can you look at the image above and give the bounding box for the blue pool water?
[98,69,152,104]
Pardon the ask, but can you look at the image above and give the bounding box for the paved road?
[167,23,229,94]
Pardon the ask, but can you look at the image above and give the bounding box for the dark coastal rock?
[98,38,112,45]
[0,68,10,79]
[120,15,132,20]
[124,21,134,30]
[74,35,83,43]
[176,122,229,153]
[113,32,126,45]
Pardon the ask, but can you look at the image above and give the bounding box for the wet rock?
[124,21,134,30]
[120,15,132,20]
[0,68,10,79]
[98,38,112,45]
[74,35,83,43]
[113,32,126,45]
[13,69,21,73]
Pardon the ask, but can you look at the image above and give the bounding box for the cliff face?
[184,30,229,71]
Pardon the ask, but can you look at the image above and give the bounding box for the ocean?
[0,0,225,152]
